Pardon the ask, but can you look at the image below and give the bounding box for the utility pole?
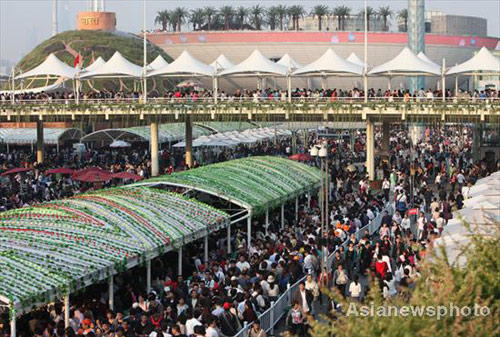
[52,0,58,36]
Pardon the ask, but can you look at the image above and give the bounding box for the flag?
[74,54,82,68]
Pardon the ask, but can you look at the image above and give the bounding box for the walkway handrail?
[234,203,391,337]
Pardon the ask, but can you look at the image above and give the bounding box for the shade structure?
[79,51,143,79]
[210,54,235,70]
[218,50,287,77]
[417,52,442,74]
[368,47,442,76]
[82,57,106,73]
[292,49,363,76]
[0,128,83,145]
[112,171,143,181]
[277,53,303,71]
[346,52,368,68]
[15,53,76,80]
[446,46,500,75]
[74,170,113,183]
[1,167,32,176]
[134,156,321,215]
[45,168,74,175]
[110,140,131,148]
[147,55,169,71]
[73,167,111,178]
[289,153,313,161]
[148,50,214,77]
[0,186,228,308]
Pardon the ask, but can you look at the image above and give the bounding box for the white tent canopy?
[277,53,303,71]
[15,53,76,80]
[148,50,214,77]
[368,47,442,76]
[210,54,235,71]
[82,57,106,73]
[346,52,368,68]
[219,50,287,77]
[446,47,500,75]
[147,55,169,71]
[293,49,363,76]
[417,52,442,74]
[79,51,143,79]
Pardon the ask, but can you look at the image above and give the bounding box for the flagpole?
[363,0,368,103]
[142,0,147,104]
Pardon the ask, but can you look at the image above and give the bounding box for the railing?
[234,203,391,337]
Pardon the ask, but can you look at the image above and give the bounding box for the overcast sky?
[1,0,499,68]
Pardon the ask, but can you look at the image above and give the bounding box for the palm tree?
[311,5,329,31]
[155,10,169,31]
[203,6,217,31]
[236,6,249,30]
[251,5,265,30]
[378,6,393,31]
[288,5,305,31]
[172,7,188,32]
[358,6,375,32]
[266,6,279,30]
[190,8,205,31]
[275,5,287,31]
[219,6,234,30]
[397,9,409,32]
[333,5,350,30]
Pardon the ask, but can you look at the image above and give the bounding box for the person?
[205,318,219,337]
[193,325,206,337]
[375,254,388,280]
[333,265,348,297]
[382,177,390,202]
[185,310,202,336]
[286,301,306,337]
[305,274,320,316]
[246,320,267,337]
[348,275,362,302]
[400,213,411,237]
[382,272,397,299]
[219,303,239,337]
[293,282,313,315]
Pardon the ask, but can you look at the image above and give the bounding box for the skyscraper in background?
[408,0,426,92]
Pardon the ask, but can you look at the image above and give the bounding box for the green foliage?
[311,225,500,337]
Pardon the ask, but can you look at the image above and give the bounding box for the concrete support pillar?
[265,209,269,236]
[204,234,209,262]
[366,119,375,181]
[247,213,252,247]
[381,121,390,166]
[281,204,285,229]
[150,122,159,177]
[146,259,151,293]
[178,246,183,276]
[36,119,44,164]
[472,124,481,162]
[227,224,231,254]
[10,310,15,337]
[295,196,299,222]
[108,276,114,311]
[307,192,311,209]
[185,116,193,168]
[64,294,70,328]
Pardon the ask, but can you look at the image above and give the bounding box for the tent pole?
[64,294,70,328]
[295,196,299,222]
[442,59,446,102]
[213,76,218,104]
[204,234,209,262]
[281,204,285,229]
[108,276,114,311]
[227,223,231,254]
[10,310,16,337]
[247,212,252,247]
[146,259,151,293]
[287,76,292,103]
[142,0,147,104]
[265,209,269,236]
[455,75,458,97]
[178,246,183,276]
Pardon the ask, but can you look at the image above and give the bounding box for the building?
[297,16,385,32]
[431,15,487,37]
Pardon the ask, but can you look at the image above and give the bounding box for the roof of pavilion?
[0,187,228,308]
[134,156,321,215]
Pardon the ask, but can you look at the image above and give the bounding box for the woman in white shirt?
[349,275,362,302]
[382,272,398,299]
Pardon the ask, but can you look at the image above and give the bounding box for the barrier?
[234,203,392,337]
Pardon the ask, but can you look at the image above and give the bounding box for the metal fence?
[234,204,392,337]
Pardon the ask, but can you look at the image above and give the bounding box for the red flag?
[74,54,80,67]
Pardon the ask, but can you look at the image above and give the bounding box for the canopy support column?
[442,59,446,102]
[455,75,458,97]
[381,121,390,164]
[185,116,193,168]
[146,259,151,293]
[227,223,232,254]
[64,294,70,328]
[178,246,183,276]
[36,119,44,164]
[281,204,285,229]
[247,212,252,247]
[108,276,114,311]
[204,234,209,262]
[287,76,292,103]
[307,191,311,209]
[321,76,326,90]
[10,310,15,337]
[295,196,299,222]
[363,74,368,102]
[150,122,159,177]
[213,76,218,104]
[366,119,375,181]
[265,209,269,236]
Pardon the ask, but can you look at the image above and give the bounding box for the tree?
[190,8,205,31]
[266,6,279,30]
[154,10,169,31]
[333,5,351,30]
[203,6,217,31]
[219,5,234,31]
[311,5,329,31]
[311,226,500,337]
[397,9,409,32]
[275,5,287,31]
[288,5,305,31]
[358,6,375,32]
[236,6,249,30]
[378,6,394,31]
[172,7,188,32]
[250,5,265,30]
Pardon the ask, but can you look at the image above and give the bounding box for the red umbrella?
[45,168,74,175]
[289,153,313,161]
[112,172,143,181]
[74,171,113,183]
[73,167,110,178]
[1,167,32,176]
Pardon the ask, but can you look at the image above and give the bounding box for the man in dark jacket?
[293,282,313,315]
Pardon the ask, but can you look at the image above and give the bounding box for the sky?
[1,0,499,70]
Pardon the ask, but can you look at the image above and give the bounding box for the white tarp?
[210,54,235,70]
[293,49,363,76]
[148,50,214,77]
[147,55,169,71]
[447,47,500,75]
[219,50,287,77]
[82,57,106,73]
[368,47,442,76]
[417,52,442,74]
[79,51,143,79]
[0,81,70,95]
[277,54,303,71]
[346,52,368,68]
[15,54,76,80]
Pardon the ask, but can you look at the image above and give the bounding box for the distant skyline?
[1,0,499,69]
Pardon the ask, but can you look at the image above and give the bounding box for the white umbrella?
[110,140,131,148]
